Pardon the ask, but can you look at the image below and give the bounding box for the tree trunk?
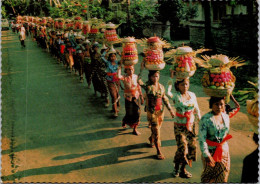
[203,1,215,51]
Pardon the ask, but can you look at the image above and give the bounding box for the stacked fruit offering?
[197,54,245,98]
[82,21,91,35]
[73,17,82,31]
[122,37,138,65]
[104,22,119,43]
[201,68,235,90]
[174,55,196,73]
[65,19,73,30]
[105,29,118,42]
[143,37,166,70]
[42,17,47,25]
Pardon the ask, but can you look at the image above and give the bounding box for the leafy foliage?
[128,0,159,37]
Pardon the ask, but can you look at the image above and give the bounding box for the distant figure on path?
[19,25,26,47]
[118,65,144,135]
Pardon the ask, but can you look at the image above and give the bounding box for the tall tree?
[203,1,215,51]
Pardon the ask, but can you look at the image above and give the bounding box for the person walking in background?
[83,40,92,88]
[199,96,239,183]
[19,25,26,48]
[138,69,174,160]
[101,47,121,117]
[170,78,201,178]
[118,65,144,135]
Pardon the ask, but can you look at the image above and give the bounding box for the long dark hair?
[108,53,116,61]
[148,70,160,82]
[209,96,225,109]
[174,78,189,92]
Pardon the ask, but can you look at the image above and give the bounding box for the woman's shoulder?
[188,91,197,98]
[201,112,213,121]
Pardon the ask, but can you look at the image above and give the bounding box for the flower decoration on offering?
[196,54,246,98]
[64,19,73,30]
[139,36,169,70]
[41,17,47,25]
[165,46,209,79]
[17,15,23,21]
[57,18,64,29]
[88,18,103,38]
[23,16,29,22]
[73,16,83,31]
[36,17,42,25]
[32,17,37,24]
[122,37,138,66]
[82,21,91,35]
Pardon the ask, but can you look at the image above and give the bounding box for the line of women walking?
[13,26,241,182]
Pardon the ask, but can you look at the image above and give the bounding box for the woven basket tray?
[145,62,166,71]
[203,86,234,97]
[123,59,138,66]
[175,70,196,79]
[247,114,259,128]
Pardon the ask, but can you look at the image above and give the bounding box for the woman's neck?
[180,91,188,95]
[212,111,221,116]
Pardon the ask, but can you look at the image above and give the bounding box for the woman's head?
[174,78,190,93]
[100,48,106,54]
[92,44,99,51]
[209,96,225,114]
[148,70,160,84]
[108,53,117,62]
[124,66,134,76]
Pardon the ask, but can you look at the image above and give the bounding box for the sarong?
[122,98,141,128]
[201,151,230,183]
[147,110,164,146]
[173,124,197,165]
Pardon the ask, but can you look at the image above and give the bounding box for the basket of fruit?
[139,36,170,71]
[122,37,138,66]
[247,98,259,128]
[145,62,166,71]
[165,46,209,79]
[104,22,121,44]
[233,81,259,128]
[196,54,245,98]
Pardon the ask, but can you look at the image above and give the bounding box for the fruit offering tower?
[65,19,73,31]
[73,16,83,32]
[88,18,100,38]
[197,54,245,98]
[104,22,119,43]
[165,46,208,79]
[122,37,138,66]
[140,36,170,71]
[82,21,91,36]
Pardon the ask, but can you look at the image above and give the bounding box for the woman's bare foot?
[133,129,141,135]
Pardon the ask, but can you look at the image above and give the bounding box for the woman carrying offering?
[138,69,174,160]
[170,78,201,178]
[199,95,239,183]
[118,65,144,135]
[90,42,108,98]
[101,47,121,117]
[83,40,92,88]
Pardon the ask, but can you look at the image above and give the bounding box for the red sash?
[155,98,162,111]
[206,134,232,162]
[175,111,193,131]
[124,88,137,97]
[107,72,119,82]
